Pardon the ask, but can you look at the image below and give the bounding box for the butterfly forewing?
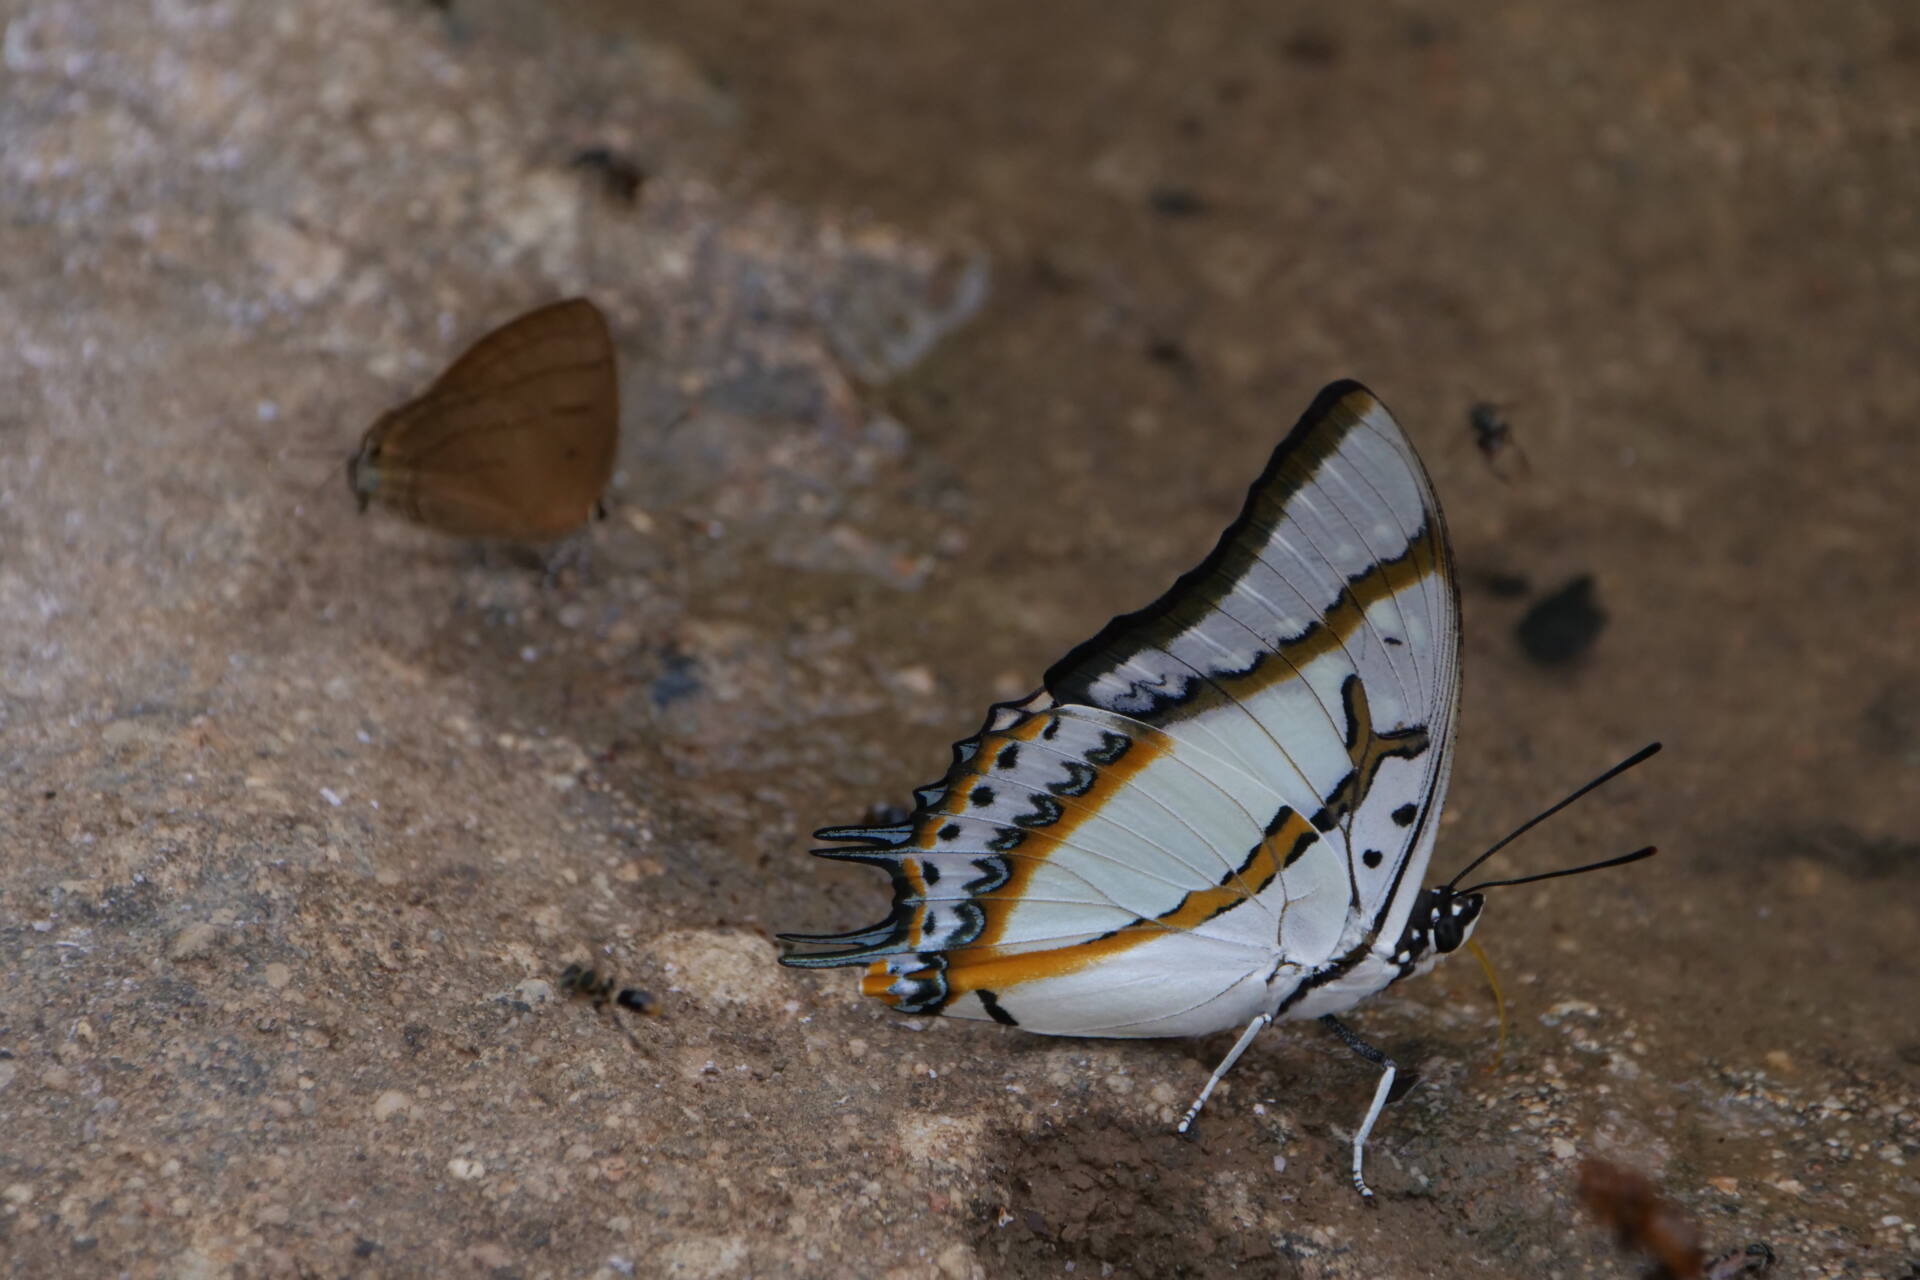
[783,381,1460,1038]
[353,298,619,541]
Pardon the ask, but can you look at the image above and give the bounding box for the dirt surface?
[2,1,1917,1277]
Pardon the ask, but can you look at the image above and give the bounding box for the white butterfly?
[784,380,1648,1199]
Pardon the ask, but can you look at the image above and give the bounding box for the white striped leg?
[1175,1012,1271,1135]
[1320,1014,1400,1205]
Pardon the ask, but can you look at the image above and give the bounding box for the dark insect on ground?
[559,963,660,1016]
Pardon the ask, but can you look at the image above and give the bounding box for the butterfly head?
[346,422,390,513]
[1388,883,1486,980]
[1388,744,1665,986]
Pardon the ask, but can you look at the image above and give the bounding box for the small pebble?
[169,923,220,961]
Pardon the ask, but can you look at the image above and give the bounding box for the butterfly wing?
[360,298,620,540]
[1044,380,1461,1007]
[783,381,1459,1036]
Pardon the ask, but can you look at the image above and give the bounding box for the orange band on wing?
[863,805,1316,1002]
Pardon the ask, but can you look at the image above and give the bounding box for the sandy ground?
[1,1,1916,1277]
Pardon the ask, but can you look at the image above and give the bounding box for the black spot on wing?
[977,990,1019,1026]
[1012,793,1064,829]
[888,955,952,1014]
[1048,761,1097,798]
[964,857,1011,894]
[1339,674,1366,749]
[948,902,987,947]
[986,828,1027,853]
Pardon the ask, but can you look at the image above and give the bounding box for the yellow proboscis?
[1466,936,1509,1069]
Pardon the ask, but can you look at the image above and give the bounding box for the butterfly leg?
[1176,1012,1271,1136]
[1320,1014,1403,1204]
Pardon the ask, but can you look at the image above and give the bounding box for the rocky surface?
[2,1,1916,1277]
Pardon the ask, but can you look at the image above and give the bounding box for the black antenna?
[1460,844,1657,894]
[1445,742,1663,892]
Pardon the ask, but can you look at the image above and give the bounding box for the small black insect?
[1468,401,1530,477]
[570,147,647,205]
[559,963,660,1017]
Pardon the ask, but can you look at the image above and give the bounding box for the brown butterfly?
[1577,1158,1776,1280]
[1578,1157,1706,1278]
[347,298,620,541]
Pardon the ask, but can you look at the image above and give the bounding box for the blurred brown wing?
[358,298,619,540]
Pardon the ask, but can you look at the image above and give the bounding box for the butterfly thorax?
[1274,886,1484,1022]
